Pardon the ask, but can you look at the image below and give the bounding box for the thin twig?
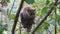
[10,0,16,14]
[54,7,57,34]
[31,0,58,34]
[47,29,52,34]
[12,0,25,34]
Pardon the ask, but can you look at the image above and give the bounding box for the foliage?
[6,0,10,3]
[0,24,8,34]
[0,0,60,34]
[25,0,34,4]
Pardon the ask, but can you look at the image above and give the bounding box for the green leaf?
[36,26,42,32]
[25,0,34,4]
[42,22,50,30]
[47,19,56,26]
[0,26,3,34]
[57,16,60,25]
[46,0,50,5]
[3,24,8,31]
[9,14,15,20]
[23,32,29,34]
[48,2,53,7]
[58,5,60,11]
[41,7,48,15]
[6,0,10,3]
[36,8,41,16]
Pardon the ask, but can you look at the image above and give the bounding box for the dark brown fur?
[20,6,36,32]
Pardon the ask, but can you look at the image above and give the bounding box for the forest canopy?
[0,0,60,34]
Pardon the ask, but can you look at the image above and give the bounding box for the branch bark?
[12,0,25,34]
[57,2,60,4]
[31,0,58,34]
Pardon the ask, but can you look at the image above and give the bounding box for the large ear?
[1,0,8,7]
[33,8,36,13]
[33,8,36,14]
[3,2,8,7]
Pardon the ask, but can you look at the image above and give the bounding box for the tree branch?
[12,0,25,34]
[31,0,58,34]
